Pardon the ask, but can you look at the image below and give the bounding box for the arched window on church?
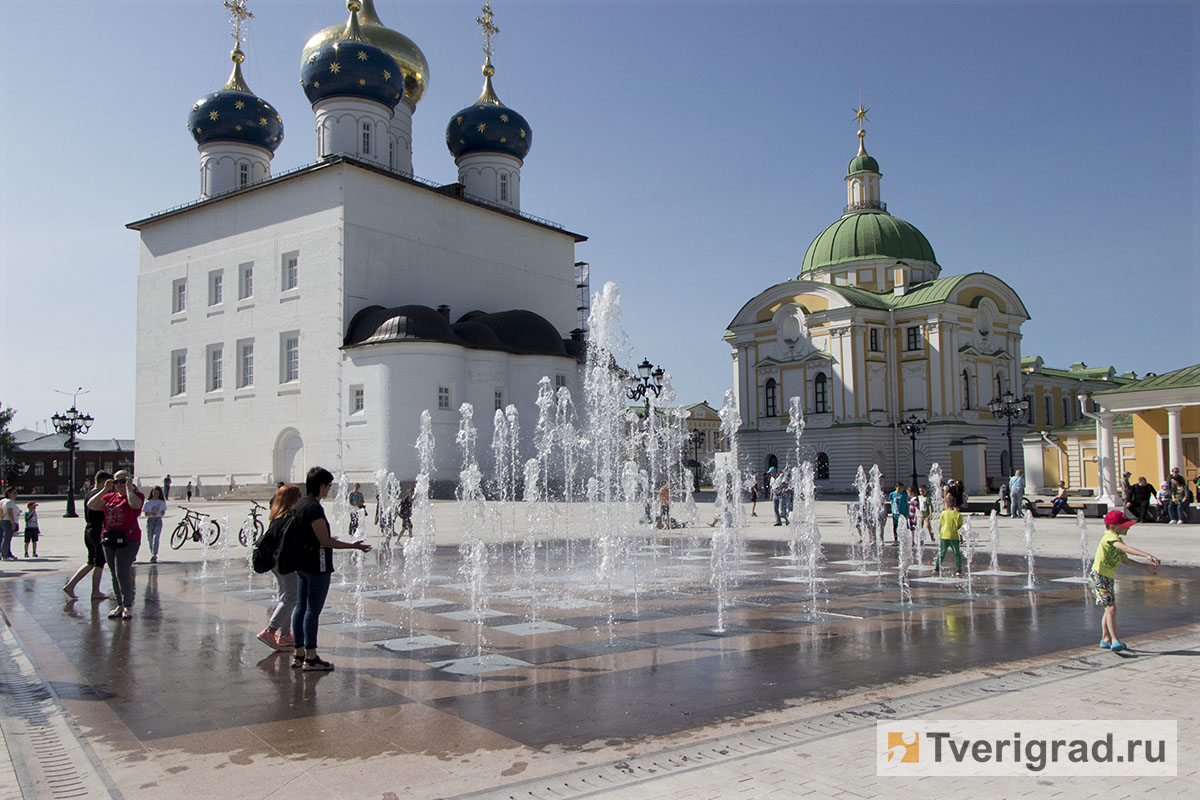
[995,371,1005,400]
[764,378,777,417]
[813,372,828,413]
[816,452,830,480]
[962,370,971,410]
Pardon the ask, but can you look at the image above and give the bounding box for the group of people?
[1124,470,1194,524]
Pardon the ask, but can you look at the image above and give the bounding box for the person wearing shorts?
[63,471,113,600]
[1089,509,1161,653]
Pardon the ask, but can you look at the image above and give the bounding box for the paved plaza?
[1,499,1196,799]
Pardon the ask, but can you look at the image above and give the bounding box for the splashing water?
[851,466,869,566]
[868,465,885,578]
[987,509,1001,573]
[1022,510,1037,589]
[456,403,490,661]
[961,515,976,597]
[709,389,743,632]
[896,513,913,605]
[402,411,437,638]
[1076,511,1089,578]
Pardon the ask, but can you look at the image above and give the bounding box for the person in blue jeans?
[1008,470,1026,518]
[285,467,371,672]
[887,482,910,544]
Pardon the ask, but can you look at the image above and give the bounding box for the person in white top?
[142,486,168,564]
[1,487,19,560]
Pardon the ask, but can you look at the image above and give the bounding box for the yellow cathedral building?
[725,113,1031,493]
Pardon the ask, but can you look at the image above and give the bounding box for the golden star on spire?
[854,102,869,132]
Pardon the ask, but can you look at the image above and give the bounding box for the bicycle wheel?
[238,520,250,547]
[206,520,221,546]
[170,521,189,550]
[251,518,265,545]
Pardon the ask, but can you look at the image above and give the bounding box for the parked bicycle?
[238,500,267,546]
[169,507,222,550]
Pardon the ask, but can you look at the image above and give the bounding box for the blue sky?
[1,0,1195,438]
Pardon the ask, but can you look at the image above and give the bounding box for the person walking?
[1089,509,1161,652]
[62,470,113,599]
[281,467,371,672]
[1008,470,1026,518]
[186,480,193,502]
[887,482,909,545]
[917,485,935,543]
[748,483,758,516]
[934,494,963,577]
[88,471,145,619]
[398,487,414,535]
[142,487,167,563]
[22,502,40,558]
[257,484,301,652]
[769,467,789,526]
[162,474,172,500]
[0,487,19,560]
[657,482,671,529]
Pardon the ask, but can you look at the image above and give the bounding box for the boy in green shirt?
[934,496,963,577]
[1090,509,1161,652]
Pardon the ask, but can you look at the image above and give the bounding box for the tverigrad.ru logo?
[876,720,1176,776]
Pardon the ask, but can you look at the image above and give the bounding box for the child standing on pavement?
[917,486,934,543]
[934,495,963,577]
[1090,510,1161,652]
[23,502,40,558]
[888,483,910,545]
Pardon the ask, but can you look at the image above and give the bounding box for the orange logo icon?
[886,731,919,763]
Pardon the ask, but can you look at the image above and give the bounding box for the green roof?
[800,211,937,273]
[1053,413,1134,433]
[1095,363,1200,396]
[827,284,891,310]
[820,274,991,312]
[848,153,880,175]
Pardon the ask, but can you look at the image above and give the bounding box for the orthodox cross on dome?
[476,2,499,66]
[224,0,253,46]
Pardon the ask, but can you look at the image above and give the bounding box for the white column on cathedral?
[1166,405,1184,473]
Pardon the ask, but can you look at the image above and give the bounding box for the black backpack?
[252,515,295,574]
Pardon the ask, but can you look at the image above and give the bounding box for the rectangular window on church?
[1062,396,1071,424]
[207,345,223,392]
[906,326,921,351]
[239,162,249,187]
[499,173,509,202]
[173,279,187,314]
[494,389,503,411]
[171,350,187,396]
[237,339,254,388]
[1026,395,1035,424]
[555,374,568,390]
[239,262,254,300]
[208,270,223,306]
[351,385,365,414]
[438,386,451,410]
[1044,395,1053,427]
[282,252,299,291]
[362,123,371,155]
[869,328,880,351]
[281,333,299,383]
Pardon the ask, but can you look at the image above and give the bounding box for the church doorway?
[274,429,304,484]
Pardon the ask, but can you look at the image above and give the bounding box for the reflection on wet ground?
[2,538,1196,756]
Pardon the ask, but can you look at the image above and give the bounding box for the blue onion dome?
[446,61,532,161]
[187,48,284,153]
[301,1,404,110]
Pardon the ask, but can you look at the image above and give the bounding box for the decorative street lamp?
[988,389,1030,478]
[626,358,664,414]
[51,390,93,518]
[898,414,927,488]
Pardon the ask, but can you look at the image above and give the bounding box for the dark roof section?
[126,154,586,242]
[344,304,577,359]
[12,430,134,453]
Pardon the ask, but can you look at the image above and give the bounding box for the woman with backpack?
[256,484,301,652]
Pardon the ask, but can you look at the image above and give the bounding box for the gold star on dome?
[456,115,463,124]
[383,69,391,81]
[313,81,320,88]
[459,139,465,145]
[445,132,450,142]
[500,113,509,122]
[519,129,526,138]
[259,117,268,126]
[358,78,366,86]
[308,53,318,64]
[476,122,487,132]
[192,104,199,112]
[195,127,202,134]
[235,124,243,131]
[235,100,246,110]
[854,102,869,131]
[209,110,220,121]
[329,62,341,74]
[499,136,506,143]
[356,50,369,61]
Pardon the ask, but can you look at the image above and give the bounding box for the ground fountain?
[960,515,977,597]
[1022,510,1037,589]
[456,403,491,660]
[896,513,913,605]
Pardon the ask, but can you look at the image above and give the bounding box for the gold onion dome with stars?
[302,0,428,106]
[302,2,404,109]
[188,47,284,153]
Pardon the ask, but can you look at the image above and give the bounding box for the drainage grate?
[0,619,119,799]
[457,633,1195,800]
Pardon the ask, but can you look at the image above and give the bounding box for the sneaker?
[121,608,133,619]
[150,556,157,563]
[1109,641,1127,653]
[1100,641,1112,649]
[276,633,295,649]
[256,629,288,652]
[107,606,123,619]
[302,656,335,672]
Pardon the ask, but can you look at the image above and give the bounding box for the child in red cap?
[1090,509,1161,652]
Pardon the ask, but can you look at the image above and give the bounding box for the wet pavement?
[1,531,1197,798]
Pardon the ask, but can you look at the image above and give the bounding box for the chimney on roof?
[437,305,451,322]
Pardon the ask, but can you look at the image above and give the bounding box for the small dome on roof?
[301,2,404,110]
[187,48,284,153]
[470,309,565,355]
[344,305,455,346]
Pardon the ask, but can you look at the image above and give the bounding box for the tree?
[0,403,16,488]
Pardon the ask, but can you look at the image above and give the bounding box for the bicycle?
[238,500,267,546]
[169,507,222,550]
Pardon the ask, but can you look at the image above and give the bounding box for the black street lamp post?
[626,358,664,414]
[51,395,93,518]
[988,389,1030,478]
[898,414,927,488]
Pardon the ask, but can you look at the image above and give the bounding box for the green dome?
[800,211,937,273]
[848,153,879,175]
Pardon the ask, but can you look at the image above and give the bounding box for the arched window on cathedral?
[995,371,1005,400]
[813,372,828,413]
[816,452,830,480]
[764,378,777,417]
[961,370,971,410]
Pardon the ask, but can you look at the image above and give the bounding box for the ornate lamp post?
[626,358,664,414]
[51,393,93,518]
[988,389,1030,478]
[898,414,927,488]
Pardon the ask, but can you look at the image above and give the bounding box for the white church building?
[725,114,1031,494]
[131,1,587,491]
